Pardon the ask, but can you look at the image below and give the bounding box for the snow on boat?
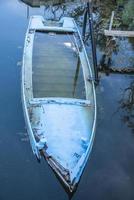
[22,15,97,192]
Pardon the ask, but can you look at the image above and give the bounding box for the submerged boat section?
[22,16,97,192]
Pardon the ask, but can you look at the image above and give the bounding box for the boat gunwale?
[22,17,40,158]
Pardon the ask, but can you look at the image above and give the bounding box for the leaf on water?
[17,61,22,66]
[17,46,22,49]
[21,138,29,142]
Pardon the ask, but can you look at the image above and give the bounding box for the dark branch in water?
[99,66,134,75]
[119,81,134,133]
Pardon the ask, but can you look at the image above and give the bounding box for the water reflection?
[21,0,66,7]
[21,0,85,21]
[119,80,134,133]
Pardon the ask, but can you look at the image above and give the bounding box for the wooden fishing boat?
[22,15,97,192]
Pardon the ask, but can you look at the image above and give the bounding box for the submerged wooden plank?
[32,32,85,99]
[104,30,134,37]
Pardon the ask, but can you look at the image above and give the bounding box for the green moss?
[122,0,134,29]
[117,0,124,5]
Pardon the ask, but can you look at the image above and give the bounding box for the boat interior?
[31,29,92,171]
[32,31,86,99]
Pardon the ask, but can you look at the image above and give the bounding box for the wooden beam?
[109,11,114,31]
[104,30,134,37]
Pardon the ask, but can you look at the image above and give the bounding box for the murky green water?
[0,0,134,200]
[33,32,85,99]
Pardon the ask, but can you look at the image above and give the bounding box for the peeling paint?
[22,16,97,192]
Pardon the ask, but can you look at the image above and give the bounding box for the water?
[0,0,134,200]
[33,32,85,98]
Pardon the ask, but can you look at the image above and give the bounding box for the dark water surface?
[0,0,134,200]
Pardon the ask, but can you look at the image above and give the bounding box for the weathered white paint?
[22,16,97,192]
[104,30,134,37]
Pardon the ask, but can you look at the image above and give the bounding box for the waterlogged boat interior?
[32,32,86,99]
[23,16,96,191]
